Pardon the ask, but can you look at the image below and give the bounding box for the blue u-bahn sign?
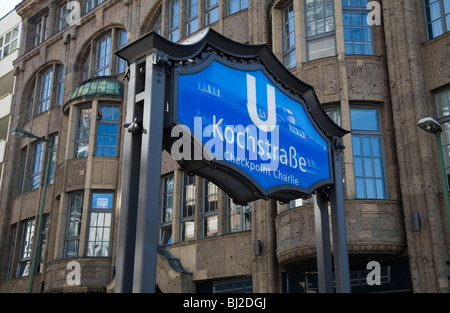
[173,59,332,201]
[145,31,349,204]
[115,28,351,294]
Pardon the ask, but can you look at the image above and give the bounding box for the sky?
[0,0,23,20]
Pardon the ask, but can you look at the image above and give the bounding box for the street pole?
[27,138,53,293]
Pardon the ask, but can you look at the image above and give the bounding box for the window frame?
[37,67,53,115]
[423,0,450,40]
[160,174,174,245]
[227,0,249,16]
[36,214,49,274]
[205,0,219,26]
[84,0,104,14]
[28,141,45,191]
[433,87,450,190]
[305,0,336,61]
[342,0,375,55]
[17,218,35,278]
[282,1,296,69]
[74,105,92,159]
[227,197,252,233]
[27,63,65,119]
[94,33,112,77]
[82,28,127,82]
[17,148,27,195]
[0,24,20,59]
[95,103,120,157]
[180,173,196,242]
[6,224,17,281]
[54,65,65,107]
[63,191,84,259]
[202,179,218,238]
[186,0,199,36]
[350,105,388,200]
[58,3,68,31]
[48,134,59,185]
[86,191,114,257]
[33,14,48,48]
[169,0,181,42]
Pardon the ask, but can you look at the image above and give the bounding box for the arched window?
[80,28,128,82]
[27,63,65,119]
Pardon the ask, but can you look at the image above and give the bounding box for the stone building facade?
[0,0,448,293]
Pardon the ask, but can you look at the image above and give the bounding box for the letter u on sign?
[246,74,276,132]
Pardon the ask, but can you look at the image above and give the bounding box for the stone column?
[382,0,449,293]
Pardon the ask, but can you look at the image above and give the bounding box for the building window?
[424,0,450,40]
[28,141,45,191]
[160,174,174,245]
[351,107,386,199]
[84,0,103,14]
[180,173,196,241]
[228,198,252,232]
[205,0,219,26]
[17,219,35,277]
[153,14,162,35]
[434,87,450,189]
[48,134,58,184]
[186,0,199,35]
[116,30,128,74]
[85,0,94,13]
[95,33,112,77]
[82,56,90,82]
[342,0,374,55]
[55,65,65,107]
[169,0,180,42]
[198,277,253,293]
[227,0,248,16]
[64,192,84,259]
[37,214,49,273]
[18,148,27,195]
[282,2,296,69]
[33,15,48,48]
[87,192,113,257]
[58,3,68,31]
[96,104,119,157]
[202,180,218,237]
[324,105,342,127]
[305,0,336,61]
[0,24,20,59]
[6,224,17,280]
[37,68,53,114]
[82,28,127,81]
[214,277,253,293]
[74,106,92,158]
[28,64,65,118]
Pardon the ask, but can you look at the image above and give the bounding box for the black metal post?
[329,137,351,293]
[314,189,334,293]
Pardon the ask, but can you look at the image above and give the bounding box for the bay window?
[342,0,374,55]
[87,192,113,257]
[351,107,386,199]
[305,0,336,61]
[64,192,84,259]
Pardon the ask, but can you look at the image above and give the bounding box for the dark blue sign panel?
[175,59,331,195]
